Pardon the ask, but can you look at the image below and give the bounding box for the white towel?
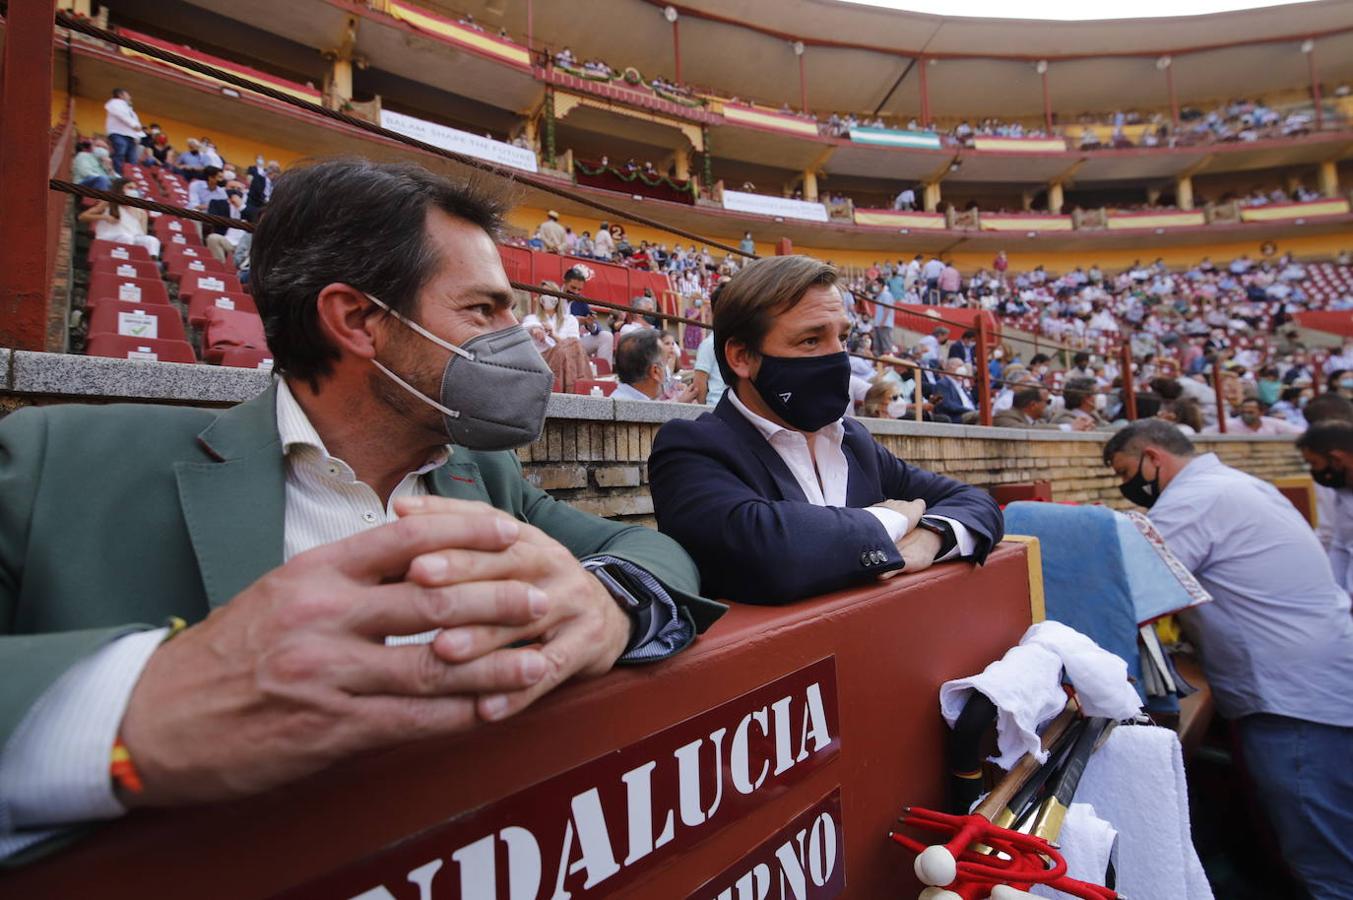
[1019,621,1143,721]
[1030,802,1119,899]
[940,642,1067,768]
[1070,725,1214,900]
[939,622,1142,769]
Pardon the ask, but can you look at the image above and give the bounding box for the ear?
[1332,448,1353,470]
[724,338,758,382]
[314,283,385,361]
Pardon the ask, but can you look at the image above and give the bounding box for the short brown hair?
[712,255,838,384]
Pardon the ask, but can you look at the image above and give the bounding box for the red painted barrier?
[5,544,1039,899]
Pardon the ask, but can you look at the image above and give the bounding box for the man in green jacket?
[0,159,723,861]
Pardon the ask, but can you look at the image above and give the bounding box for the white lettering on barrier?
[332,664,839,900]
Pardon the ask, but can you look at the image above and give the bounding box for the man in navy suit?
[649,256,1003,605]
[933,357,979,423]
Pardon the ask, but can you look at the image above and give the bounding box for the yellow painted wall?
[66,94,303,169]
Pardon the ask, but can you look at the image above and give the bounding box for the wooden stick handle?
[972,699,1079,820]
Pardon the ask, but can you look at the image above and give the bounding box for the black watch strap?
[918,516,958,558]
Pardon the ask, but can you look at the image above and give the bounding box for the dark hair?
[962,329,977,341]
[614,329,663,386]
[1063,377,1097,411]
[1328,369,1350,391]
[563,267,586,284]
[107,177,130,215]
[1135,392,1163,419]
[1073,352,1091,367]
[1304,393,1353,426]
[111,87,127,98]
[712,255,837,385]
[203,165,222,180]
[1030,353,1051,367]
[1012,386,1044,410]
[1148,376,1183,400]
[1102,419,1196,466]
[1298,422,1353,455]
[250,158,505,387]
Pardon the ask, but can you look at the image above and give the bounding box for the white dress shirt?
[726,388,973,558]
[102,97,142,138]
[0,381,685,855]
[1149,453,1353,725]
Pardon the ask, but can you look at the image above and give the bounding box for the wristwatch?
[915,516,957,559]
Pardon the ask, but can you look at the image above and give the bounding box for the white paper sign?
[182,248,199,257]
[213,297,236,310]
[168,221,183,232]
[379,109,538,173]
[257,359,274,371]
[110,247,129,260]
[127,349,159,361]
[172,235,187,244]
[721,189,829,222]
[116,264,136,277]
[200,277,226,291]
[118,282,142,302]
[117,310,158,339]
[189,261,206,271]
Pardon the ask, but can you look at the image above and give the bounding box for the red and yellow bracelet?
[109,616,188,796]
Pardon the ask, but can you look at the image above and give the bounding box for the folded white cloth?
[1071,725,1213,900]
[940,643,1066,768]
[1031,802,1119,900]
[939,621,1142,769]
[1020,621,1143,721]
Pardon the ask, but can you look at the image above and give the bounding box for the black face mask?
[1313,464,1347,490]
[1120,453,1162,508]
[752,351,852,432]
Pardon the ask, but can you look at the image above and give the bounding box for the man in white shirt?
[103,87,145,173]
[0,159,722,862]
[649,255,1003,604]
[1105,421,1353,898]
[538,210,567,253]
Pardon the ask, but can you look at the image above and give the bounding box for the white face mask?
[123,189,141,199]
[541,296,558,310]
[1094,394,1107,411]
[887,399,907,419]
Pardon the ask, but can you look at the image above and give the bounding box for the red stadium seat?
[592,358,612,376]
[217,347,276,370]
[186,289,258,327]
[179,271,244,308]
[90,256,161,280]
[88,239,153,265]
[86,300,188,343]
[201,306,267,364]
[573,378,617,397]
[86,334,197,364]
[152,217,195,242]
[160,229,205,250]
[86,272,171,307]
[165,254,233,282]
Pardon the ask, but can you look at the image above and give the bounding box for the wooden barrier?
[7,543,1040,899]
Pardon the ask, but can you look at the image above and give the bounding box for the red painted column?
[0,0,57,351]
[918,57,930,128]
[1212,364,1228,434]
[1308,44,1323,131]
[672,19,682,84]
[1120,344,1137,420]
[976,315,993,427]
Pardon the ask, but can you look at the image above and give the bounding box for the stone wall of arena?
[0,350,1306,523]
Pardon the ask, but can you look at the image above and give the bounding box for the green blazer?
[0,384,725,764]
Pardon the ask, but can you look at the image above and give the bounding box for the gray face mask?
[366,294,553,451]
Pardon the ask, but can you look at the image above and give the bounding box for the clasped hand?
[871,498,943,576]
[119,497,630,806]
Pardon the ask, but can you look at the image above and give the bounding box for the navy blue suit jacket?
[933,376,976,420]
[648,393,1003,604]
